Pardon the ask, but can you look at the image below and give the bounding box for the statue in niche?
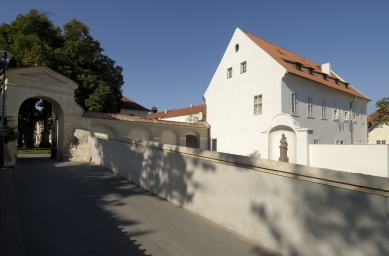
[279,133,289,163]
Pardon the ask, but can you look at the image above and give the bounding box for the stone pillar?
[279,133,289,163]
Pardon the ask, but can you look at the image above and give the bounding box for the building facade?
[119,96,150,117]
[147,104,206,123]
[204,28,370,164]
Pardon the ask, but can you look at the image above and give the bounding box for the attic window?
[308,68,313,75]
[227,67,232,79]
[235,44,239,52]
[344,83,349,88]
[295,63,302,71]
[334,79,339,85]
[322,74,327,80]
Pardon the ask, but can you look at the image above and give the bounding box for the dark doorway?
[186,135,198,148]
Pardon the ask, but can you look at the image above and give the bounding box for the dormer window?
[295,63,302,71]
[322,74,327,80]
[334,79,339,85]
[308,68,313,75]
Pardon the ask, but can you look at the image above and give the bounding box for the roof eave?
[286,73,370,101]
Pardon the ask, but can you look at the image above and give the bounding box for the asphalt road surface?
[1,157,280,256]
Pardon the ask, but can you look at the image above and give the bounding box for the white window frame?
[333,109,339,120]
[240,61,247,74]
[377,140,386,144]
[307,97,313,117]
[333,103,339,120]
[254,94,263,115]
[344,111,349,121]
[321,100,326,119]
[314,139,320,144]
[291,93,298,114]
[227,67,232,79]
[336,140,344,145]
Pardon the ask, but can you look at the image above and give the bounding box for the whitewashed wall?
[309,144,389,177]
[204,28,286,157]
[162,115,190,122]
[282,75,369,145]
[84,131,389,256]
[204,28,369,165]
[369,124,389,144]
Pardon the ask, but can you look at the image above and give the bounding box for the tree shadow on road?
[11,158,152,256]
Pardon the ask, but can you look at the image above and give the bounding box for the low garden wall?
[309,144,389,178]
[70,129,389,256]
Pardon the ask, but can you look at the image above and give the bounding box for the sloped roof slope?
[147,104,206,119]
[83,112,209,128]
[242,30,369,101]
[121,96,150,111]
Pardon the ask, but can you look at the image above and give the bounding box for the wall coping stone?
[90,131,389,197]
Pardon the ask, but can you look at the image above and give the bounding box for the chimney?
[321,63,331,75]
[190,104,193,108]
[164,108,167,114]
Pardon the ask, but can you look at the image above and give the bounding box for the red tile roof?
[121,96,150,111]
[147,104,206,120]
[242,30,369,101]
[83,112,209,128]
[367,108,389,129]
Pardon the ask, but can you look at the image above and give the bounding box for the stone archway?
[2,66,82,160]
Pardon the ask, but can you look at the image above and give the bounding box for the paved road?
[1,157,280,256]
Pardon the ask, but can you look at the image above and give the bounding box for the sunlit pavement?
[1,157,280,256]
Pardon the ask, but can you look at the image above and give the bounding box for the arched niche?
[268,125,296,163]
[90,124,118,136]
[186,131,200,148]
[128,127,153,141]
[161,129,179,145]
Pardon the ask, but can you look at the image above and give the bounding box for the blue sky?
[3,1,388,114]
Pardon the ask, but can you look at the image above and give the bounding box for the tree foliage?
[0,9,123,113]
[373,97,389,127]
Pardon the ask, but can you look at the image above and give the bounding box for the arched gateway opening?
[17,97,61,157]
[2,66,81,161]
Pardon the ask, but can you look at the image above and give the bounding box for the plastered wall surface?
[309,145,389,178]
[369,124,389,144]
[81,130,389,256]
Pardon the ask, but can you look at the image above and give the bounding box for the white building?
[119,96,150,117]
[147,104,206,123]
[368,110,388,145]
[204,28,370,165]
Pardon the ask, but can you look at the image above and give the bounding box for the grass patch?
[17,148,51,154]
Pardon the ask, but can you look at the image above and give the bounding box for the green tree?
[372,97,389,127]
[0,9,123,113]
